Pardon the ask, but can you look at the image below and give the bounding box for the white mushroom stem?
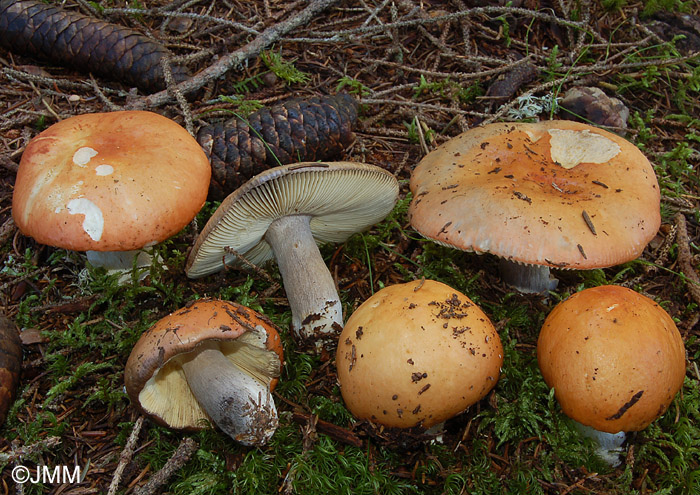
[265,214,343,348]
[86,249,160,283]
[498,259,559,294]
[573,420,627,467]
[180,346,278,446]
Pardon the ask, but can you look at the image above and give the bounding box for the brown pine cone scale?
[198,94,359,200]
[0,0,188,92]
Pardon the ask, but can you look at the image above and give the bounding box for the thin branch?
[133,437,199,495]
[101,7,262,35]
[675,212,700,306]
[307,6,602,42]
[0,437,61,464]
[107,417,144,495]
[129,0,341,109]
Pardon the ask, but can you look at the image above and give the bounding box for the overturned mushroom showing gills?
[0,315,22,427]
[337,279,503,429]
[12,111,211,277]
[408,120,661,293]
[125,299,284,446]
[537,285,686,466]
[185,162,399,349]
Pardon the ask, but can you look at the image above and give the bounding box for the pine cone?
[198,94,359,200]
[0,0,188,92]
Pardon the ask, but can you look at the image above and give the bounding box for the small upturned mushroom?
[0,315,22,427]
[408,120,661,293]
[124,299,284,446]
[12,111,211,277]
[336,279,503,429]
[537,285,686,465]
[185,162,399,350]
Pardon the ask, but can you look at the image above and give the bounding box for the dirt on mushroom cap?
[336,279,503,429]
[537,285,686,433]
[124,299,283,430]
[408,120,661,270]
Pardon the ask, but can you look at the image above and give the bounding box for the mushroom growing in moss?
[537,285,686,465]
[185,162,399,350]
[408,120,661,293]
[12,111,211,278]
[125,299,284,446]
[336,279,503,429]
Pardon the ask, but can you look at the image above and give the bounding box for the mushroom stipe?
[125,299,284,446]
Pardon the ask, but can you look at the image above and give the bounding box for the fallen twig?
[130,0,341,109]
[291,412,363,447]
[675,212,700,306]
[133,437,198,495]
[107,416,144,495]
[0,436,60,464]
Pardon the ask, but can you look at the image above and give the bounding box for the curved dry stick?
[675,212,700,305]
[131,0,341,109]
[0,0,188,92]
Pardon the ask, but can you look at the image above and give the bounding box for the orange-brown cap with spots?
[409,120,660,270]
[125,299,283,431]
[537,285,686,433]
[337,279,503,429]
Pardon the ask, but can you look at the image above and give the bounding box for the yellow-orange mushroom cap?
[409,121,661,292]
[12,111,211,252]
[336,280,503,429]
[537,285,686,433]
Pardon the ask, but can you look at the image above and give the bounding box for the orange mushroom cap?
[537,285,686,433]
[409,120,660,270]
[336,280,503,429]
[12,111,211,252]
[125,299,283,431]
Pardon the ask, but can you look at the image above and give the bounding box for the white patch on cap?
[524,129,545,143]
[95,164,114,176]
[548,129,621,169]
[606,304,619,312]
[73,147,98,167]
[67,198,104,241]
[70,181,84,197]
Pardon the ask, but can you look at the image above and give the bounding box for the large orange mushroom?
[12,111,210,275]
[336,279,503,429]
[537,285,686,464]
[409,120,661,293]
